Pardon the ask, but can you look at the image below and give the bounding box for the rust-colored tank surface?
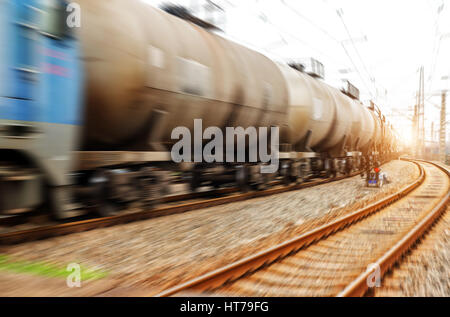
[370,111,382,147]
[319,85,353,152]
[77,0,148,147]
[358,105,375,151]
[277,63,336,150]
[77,0,287,149]
[76,0,380,154]
[278,62,380,154]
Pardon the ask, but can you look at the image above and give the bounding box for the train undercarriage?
[53,149,388,218]
[0,143,395,219]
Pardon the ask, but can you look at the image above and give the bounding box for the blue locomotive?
[0,0,82,217]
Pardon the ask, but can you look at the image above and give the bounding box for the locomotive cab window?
[40,0,71,39]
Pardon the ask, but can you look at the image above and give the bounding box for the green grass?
[0,254,107,281]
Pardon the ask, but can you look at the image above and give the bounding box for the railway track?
[0,184,248,228]
[375,204,450,296]
[155,159,449,297]
[0,168,365,245]
[374,162,450,297]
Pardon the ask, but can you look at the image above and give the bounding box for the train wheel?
[345,158,352,175]
[259,172,269,190]
[90,169,121,217]
[157,170,170,196]
[355,157,361,171]
[190,165,202,192]
[236,165,249,192]
[323,159,332,178]
[281,161,292,185]
[46,186,74,220]
[295,164,304,184]
[212,180,221,189]
[331,169,337,178]
[136,167,157,210]
[251,165,268,191]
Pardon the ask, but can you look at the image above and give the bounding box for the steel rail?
[155,160,425,297]
[0,185,248,227]
[338,160,450,297]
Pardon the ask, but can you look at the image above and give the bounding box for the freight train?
[0,0,399,218]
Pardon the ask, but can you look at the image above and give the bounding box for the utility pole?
[413,101,418,157]
[440,91,447,163]
[416,66,425,158]
[431,121,434,141]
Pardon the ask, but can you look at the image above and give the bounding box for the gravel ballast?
[0,160,419,296]
[376,206,450,297]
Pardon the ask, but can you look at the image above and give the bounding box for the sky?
[142,0,450,145]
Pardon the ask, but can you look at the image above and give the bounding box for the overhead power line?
[334,7,376,98]
[427,1,445,92]
[222,0,358,73]
[280,0,374,98]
